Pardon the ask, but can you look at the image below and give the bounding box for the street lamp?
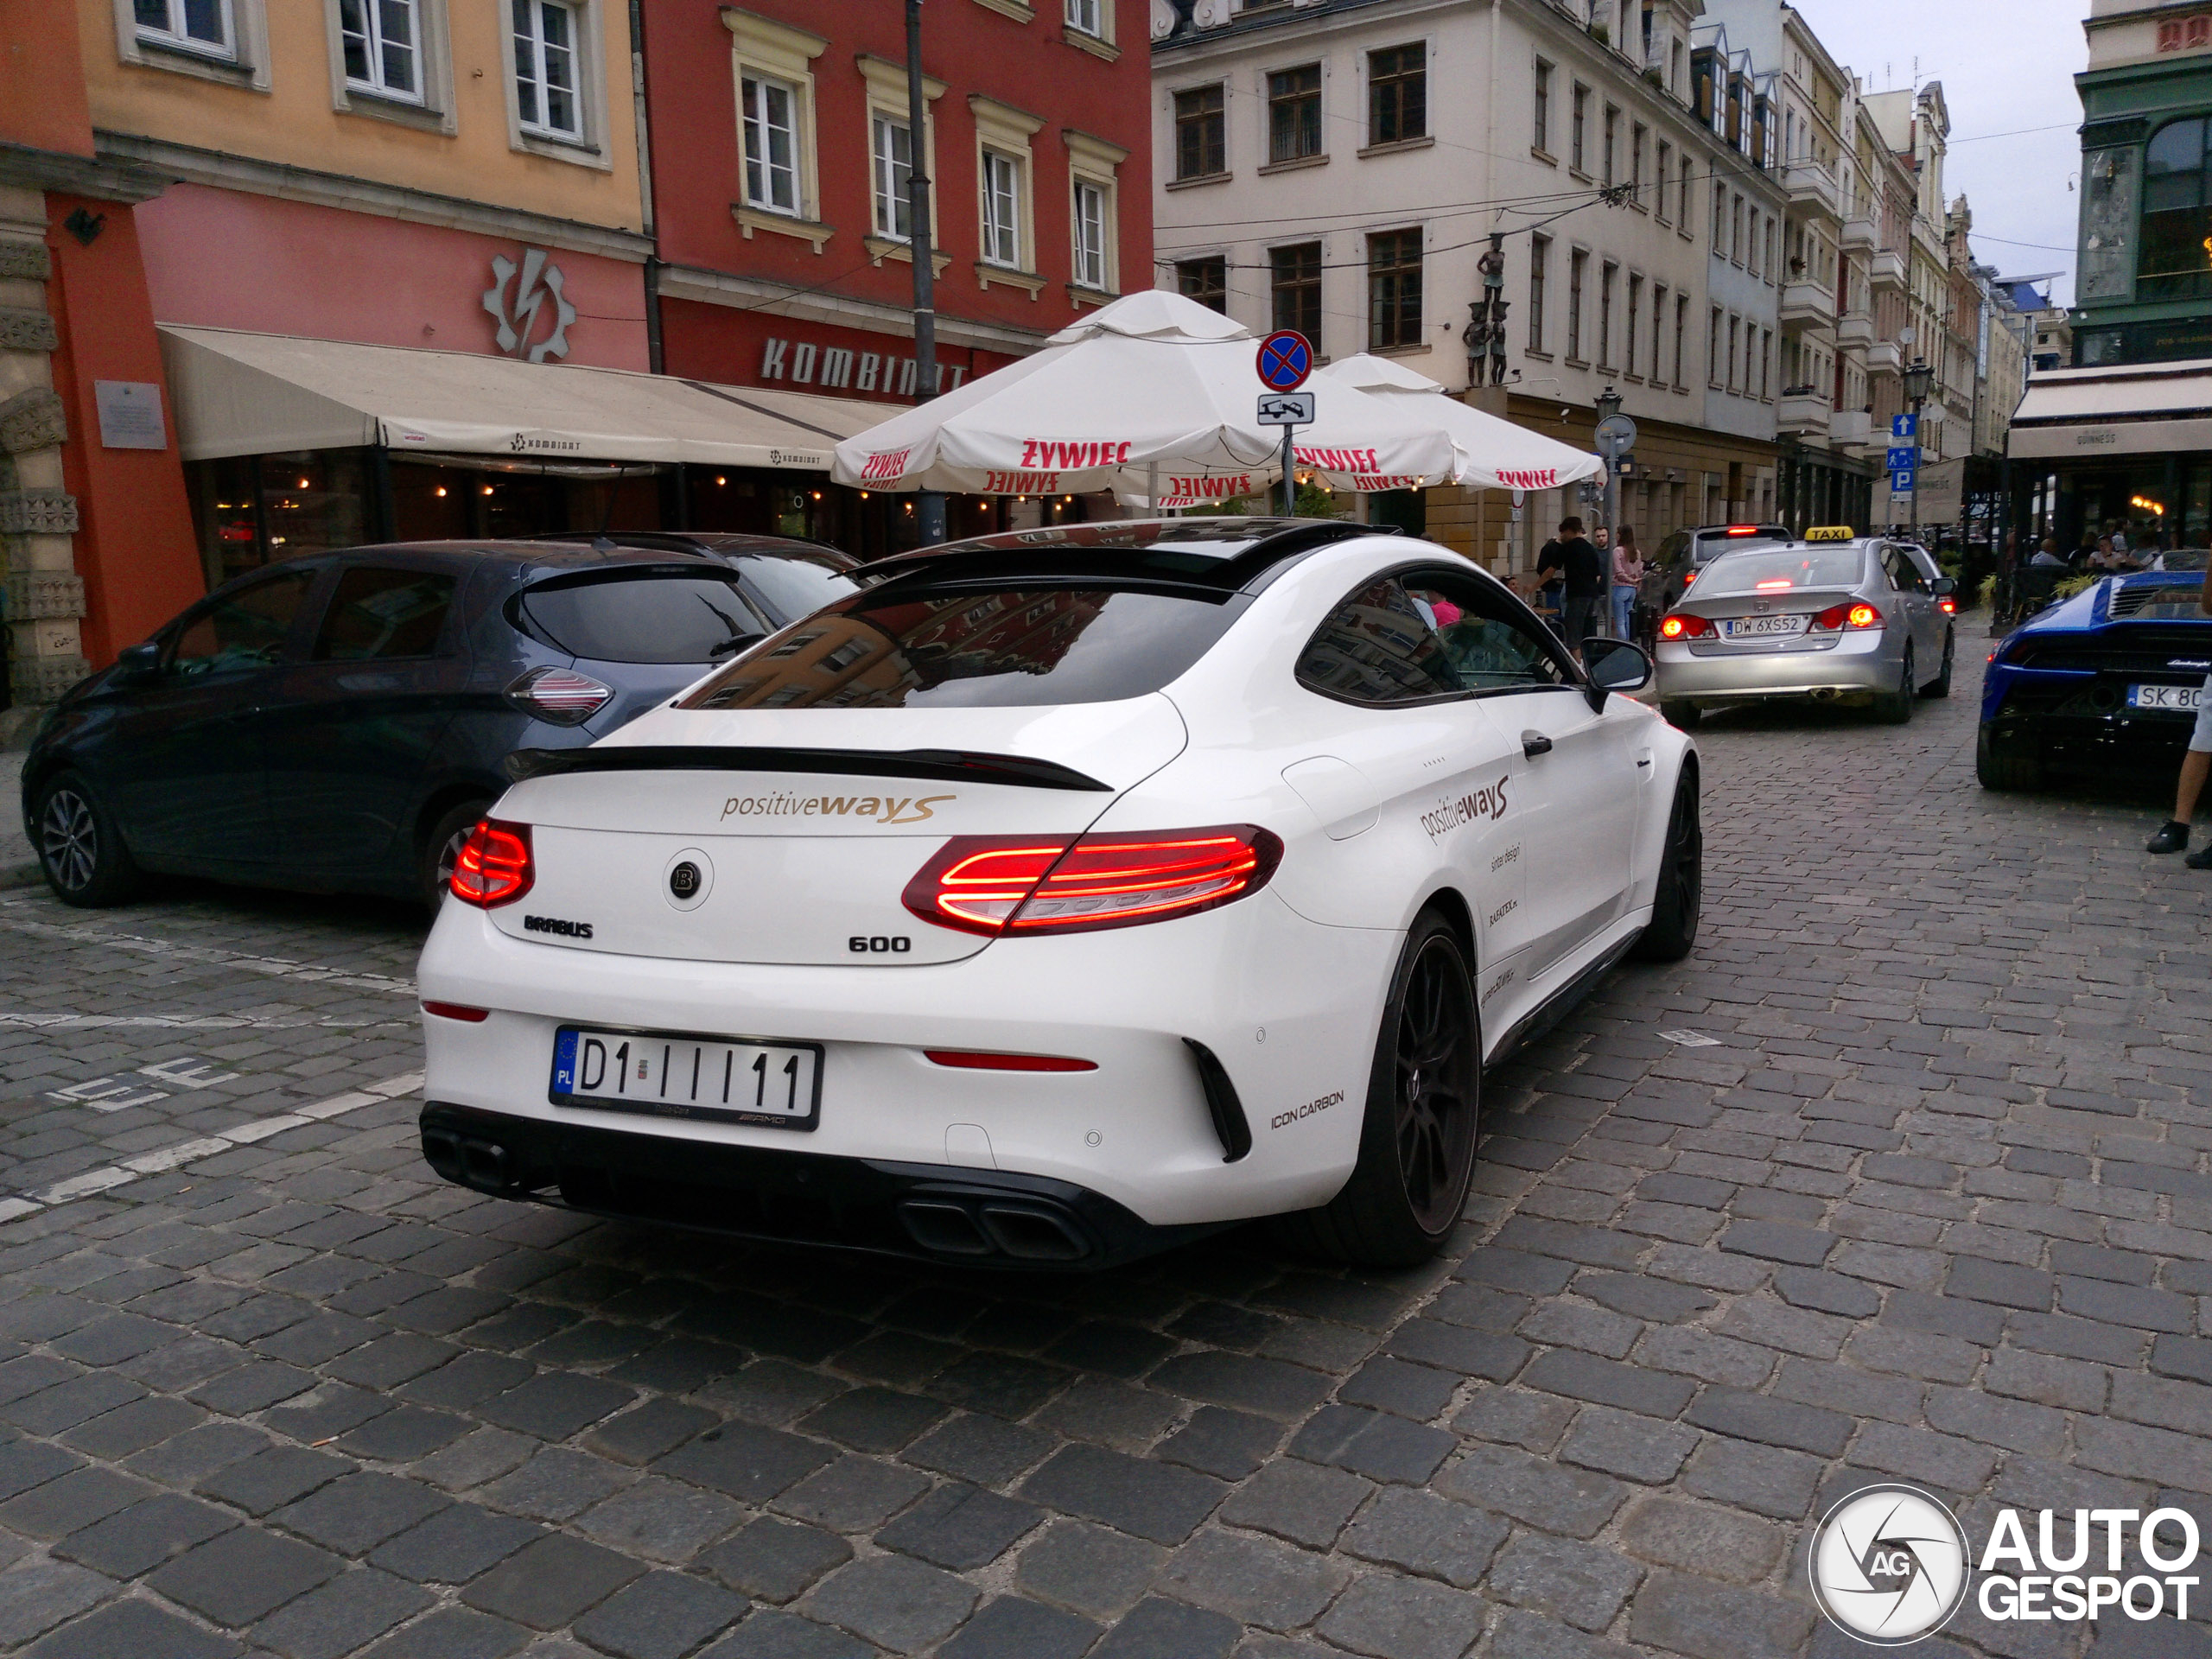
[1595,385,1623,423]
[1902,358,1931,541]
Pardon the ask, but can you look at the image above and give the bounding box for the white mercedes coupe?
[416,519,1700,1269]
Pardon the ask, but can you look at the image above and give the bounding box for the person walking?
[1536,516,1604,652]
[1611,528,1645,643]
[2146,552,2212,864]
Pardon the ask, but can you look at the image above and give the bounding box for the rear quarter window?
[517,572,769,665]
[680,584,1242,709]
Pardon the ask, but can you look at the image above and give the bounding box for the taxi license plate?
[1722,614,1805,639]
[2127,683,2205,712]
[550,1027,822,1130]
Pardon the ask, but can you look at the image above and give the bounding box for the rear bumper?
[421,1103,1217,1268]
[1980,700,2196,773]
[1653,631,1896,702]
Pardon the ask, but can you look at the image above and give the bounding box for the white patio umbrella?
[1313,354,1605,493]
[830,290,1465,506]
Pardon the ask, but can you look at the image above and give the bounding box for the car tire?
[1631,771,1701,963]
[31,770,141,908]
[1975,726,2043,791]
[1922,628,1955,699]
[1273,909,1480,1268]
[421,799,492,912]
[1877,645,1915,724]
[1660,699,1701,729]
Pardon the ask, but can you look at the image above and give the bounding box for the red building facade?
[641,0,1151,412]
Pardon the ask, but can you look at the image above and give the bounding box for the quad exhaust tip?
[897,1197,1090,1262]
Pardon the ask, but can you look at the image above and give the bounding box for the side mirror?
[110,641,162,686]
[1581,638,1652,710]
[1933,576,1956,596]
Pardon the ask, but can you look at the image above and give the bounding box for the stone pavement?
[0,651,2209,1659]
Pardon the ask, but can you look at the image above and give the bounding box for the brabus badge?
[669,861,702,899]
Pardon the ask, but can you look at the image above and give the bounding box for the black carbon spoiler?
[504,746,1113,792]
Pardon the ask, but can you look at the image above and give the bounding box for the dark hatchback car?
[1979,550,2212,791]
[1640,523,1795,615]
[23,534,856,908]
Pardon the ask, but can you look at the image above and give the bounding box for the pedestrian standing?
[1536,517,1604,653]
[1611,527,1645,642]
[2146,552,2212,864]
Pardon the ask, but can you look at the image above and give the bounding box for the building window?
[1271,241,1322,338]
[1675,294,1688,387]
[1630,122,1645,198]
[1268,64,1323,163]
[1533,59,1551,153]
[1568,248,1586,360]
[1369,44,1425,146]
[1625,273,1641,374]
[980,149,1021,266]
[1065,0,1102,37]
[1727,314,1741,390]
[1651,283,1668,380]
[872,113,913,239]
[1072,180,1109,291]
[135,0,234,57]
[1528,233,1548,350]
[2143,117,2212,299]
[1603,105,1618,186]
[1177,256,1226,312]
[512,0,582,139]
[1732,194,1745,263]
[1712,181,1726,251]
[741,74,799,213]
[1175,85,1226,180]
[1745,207,1759,276]
[1571,83,1588,173]
[1599,260,1616,366]
[1655,140,1671,221]
[340,0,417,98]
[1708,305,1722,385]
[1368,228,1422,350]
[1679,153,1693,226]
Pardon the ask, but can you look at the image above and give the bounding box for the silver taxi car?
[1652,528,1957,727]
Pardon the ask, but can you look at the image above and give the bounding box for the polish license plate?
[2127,683,2205,712]
[1722,614,1806,639]
[550,1027,821,1130]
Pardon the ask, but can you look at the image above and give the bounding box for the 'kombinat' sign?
[760,338,970,399]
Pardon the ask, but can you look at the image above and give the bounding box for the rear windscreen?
[518,573,767,664]
[1697,549,1866,594]
[1694,531,1789,562]
[679,585,1240,710]
[725,554,858,622]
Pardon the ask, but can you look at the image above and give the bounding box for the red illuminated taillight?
[1809,601,1884,632]
[903,825,1283,937]
[449,819,533,908]
[1939,596,1957,614]
[507,666,613,725]
[1658,613,1713,639]
[925,1050,1098,1071]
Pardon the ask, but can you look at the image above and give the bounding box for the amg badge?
[523,914,594,939]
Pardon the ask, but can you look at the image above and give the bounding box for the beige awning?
[157,326,893,472]
[2009,359,2212,461]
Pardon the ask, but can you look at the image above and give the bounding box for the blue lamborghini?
[1978,551,2212,791]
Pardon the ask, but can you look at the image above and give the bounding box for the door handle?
[1521,730,1553,759]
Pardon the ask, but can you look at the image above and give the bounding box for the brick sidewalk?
[0,653,2209,1658]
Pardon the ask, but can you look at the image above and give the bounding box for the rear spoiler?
[505,745,1113,792]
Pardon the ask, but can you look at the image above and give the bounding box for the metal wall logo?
[1809,1485,1970,1645]
[483,249,576,364]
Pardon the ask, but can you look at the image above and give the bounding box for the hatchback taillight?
[1809,601,1884,632]
[450,819,533,907]
[904,826,1283,937]
[508,666,612,725]
[1658,613,1713,639]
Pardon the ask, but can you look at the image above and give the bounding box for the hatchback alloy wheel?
[39,786,98,893]
[1392,932,1480,1236]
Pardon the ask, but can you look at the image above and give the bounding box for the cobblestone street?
[2,651,2209,1659]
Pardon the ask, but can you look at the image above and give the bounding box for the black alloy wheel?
[1632,771,1702,962]
[1274,910,1480,1266]
[1922,628,1955,699]
[1878,644,1916,724]
[33,771,140,907]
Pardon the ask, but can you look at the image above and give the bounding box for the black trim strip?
[1183,1039,1253,1163]
[505,745,1114,791]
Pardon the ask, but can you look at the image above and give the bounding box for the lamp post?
[1902,356,1932,543]
[1595,385,1622,637]
[904,0,945,546]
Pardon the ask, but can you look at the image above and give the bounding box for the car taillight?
[925,1050,1098,1071]
[507,666,613,725]
[1939,596,1957,614]
[450,819,533,907]
[903,825,1283,937]
[1809,602,1884,632]
[1681,569,1698,586]
[1658,613,1713,639]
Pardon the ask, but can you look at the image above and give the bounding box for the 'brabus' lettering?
[523,914,594,940]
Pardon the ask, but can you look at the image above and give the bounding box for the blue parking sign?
[1890,469,1916,493]
[1892,413,1916,440]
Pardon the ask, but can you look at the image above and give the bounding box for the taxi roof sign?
[1804,525,1856,542]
